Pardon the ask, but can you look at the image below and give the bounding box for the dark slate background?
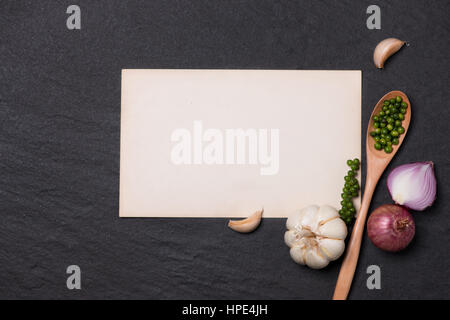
[0,0,449,300]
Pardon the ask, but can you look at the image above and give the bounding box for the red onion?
[387,161,436,211]
[367,204,415,252]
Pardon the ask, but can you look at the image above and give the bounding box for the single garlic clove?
[284,230,297,247]
[373,38,405,68]
[228,209,263,233]
[316,205,340,221]
[298,205,319,229]
[304,248,329,269]
[318,218,348,240]
[318,238,345,261]
[286,210,305,230]
[289,246,306,265]
[286,205,317,230]
[314,205,340,229]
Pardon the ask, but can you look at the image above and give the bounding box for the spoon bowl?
[366,91,411,158]
[333,90,411,300]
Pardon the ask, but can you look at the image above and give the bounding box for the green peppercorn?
[370,93,407,154]
[339,158,360,223]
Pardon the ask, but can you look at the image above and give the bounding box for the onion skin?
[367,205,415,252]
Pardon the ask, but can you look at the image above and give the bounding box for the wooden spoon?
[333,90,411,300]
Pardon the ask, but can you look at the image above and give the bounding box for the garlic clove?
[373,38,406,68]
[286,210,305,230]
[318,238,345,261]
[317,205,339,220]
[299,205,319,229]
[318,218,347,240]
[314,205,340,227]
[289,246,306,265]
[304,248,329,269]
[286,205,317,230]
[284,230,297,247]
[228,209,263,233]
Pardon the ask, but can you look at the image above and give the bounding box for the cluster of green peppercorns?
[339,158,360,224]
[370,96,407,153]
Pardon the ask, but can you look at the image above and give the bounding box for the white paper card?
[120,70,361,217]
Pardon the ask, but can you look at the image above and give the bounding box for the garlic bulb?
[284,205,347,269]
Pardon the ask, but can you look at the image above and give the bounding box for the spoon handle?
[333,176,378,300]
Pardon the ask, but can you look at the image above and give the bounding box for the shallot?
[367,204,415,252]
[387,162,436,211]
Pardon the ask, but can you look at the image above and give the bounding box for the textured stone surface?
[0,0,449,299]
